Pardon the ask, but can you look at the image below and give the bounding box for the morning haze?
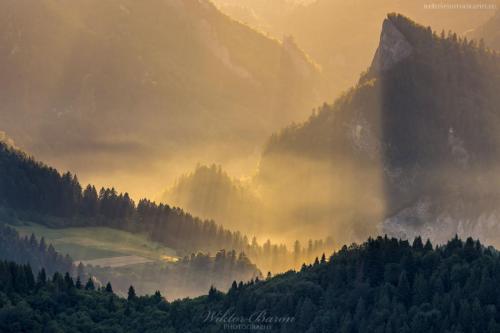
[1,1,500,319]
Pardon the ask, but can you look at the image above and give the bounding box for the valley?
[0,1,499,331]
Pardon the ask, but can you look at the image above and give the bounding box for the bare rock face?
[381,198,500,247]
[371,19,413,72]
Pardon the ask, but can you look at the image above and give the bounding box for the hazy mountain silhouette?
[0,0,322,197]
[469,9,500,50]
[161,164,262,234]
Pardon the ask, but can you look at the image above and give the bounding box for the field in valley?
[10,222,179,265]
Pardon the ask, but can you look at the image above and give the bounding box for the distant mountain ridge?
[214,0,499,98]
[0,0,322,197]
[469,10,500,50]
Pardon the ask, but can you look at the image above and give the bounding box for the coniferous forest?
[0,223,262,301]
[0,224,73,276]
[0,141,242,253]
[0,141,333,274]
[2,236,500,332]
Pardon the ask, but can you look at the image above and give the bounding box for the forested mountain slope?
[3,236,500,332]
[257,14,500,244]
[0,141,248,253]
[0,139,335,274]
[161,164,262,234]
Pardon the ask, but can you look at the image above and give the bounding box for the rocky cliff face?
[371,19,413,72]
[372,16,500,244]
[382,198,500,246]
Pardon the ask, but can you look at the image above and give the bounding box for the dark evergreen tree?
[128,285,136,301]
[85,278,95,291]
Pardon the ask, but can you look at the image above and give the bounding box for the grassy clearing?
[80,255,153,268]
[10,222,178,262]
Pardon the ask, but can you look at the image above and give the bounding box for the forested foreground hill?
[3,236,500,332]
[0,141,247,253]
[0,217,263,301]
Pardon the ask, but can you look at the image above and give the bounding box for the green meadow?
[10,222,178,262]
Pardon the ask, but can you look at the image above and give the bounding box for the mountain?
[469,10,500,50]
[0,0,322,198]
[257,14,500,244]
[3,235,500,332]
[161,164,262,234]
[212,0,306,36]
[214,0,499,97]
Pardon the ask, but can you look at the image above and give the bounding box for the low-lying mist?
[160,153,385,249]
[159,13,500,255]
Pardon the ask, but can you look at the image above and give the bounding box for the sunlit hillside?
[0,0,322,199]
[161,164,263,235]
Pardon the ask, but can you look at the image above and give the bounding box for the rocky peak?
[371,18,413,72]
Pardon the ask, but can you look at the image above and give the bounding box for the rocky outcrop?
[371,18,413,72]
[381,197,500,247]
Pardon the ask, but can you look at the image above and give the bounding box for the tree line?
[0,224,73,276]
[86,249,262,300]
[0,219,262,301]
[3,235,500,331]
